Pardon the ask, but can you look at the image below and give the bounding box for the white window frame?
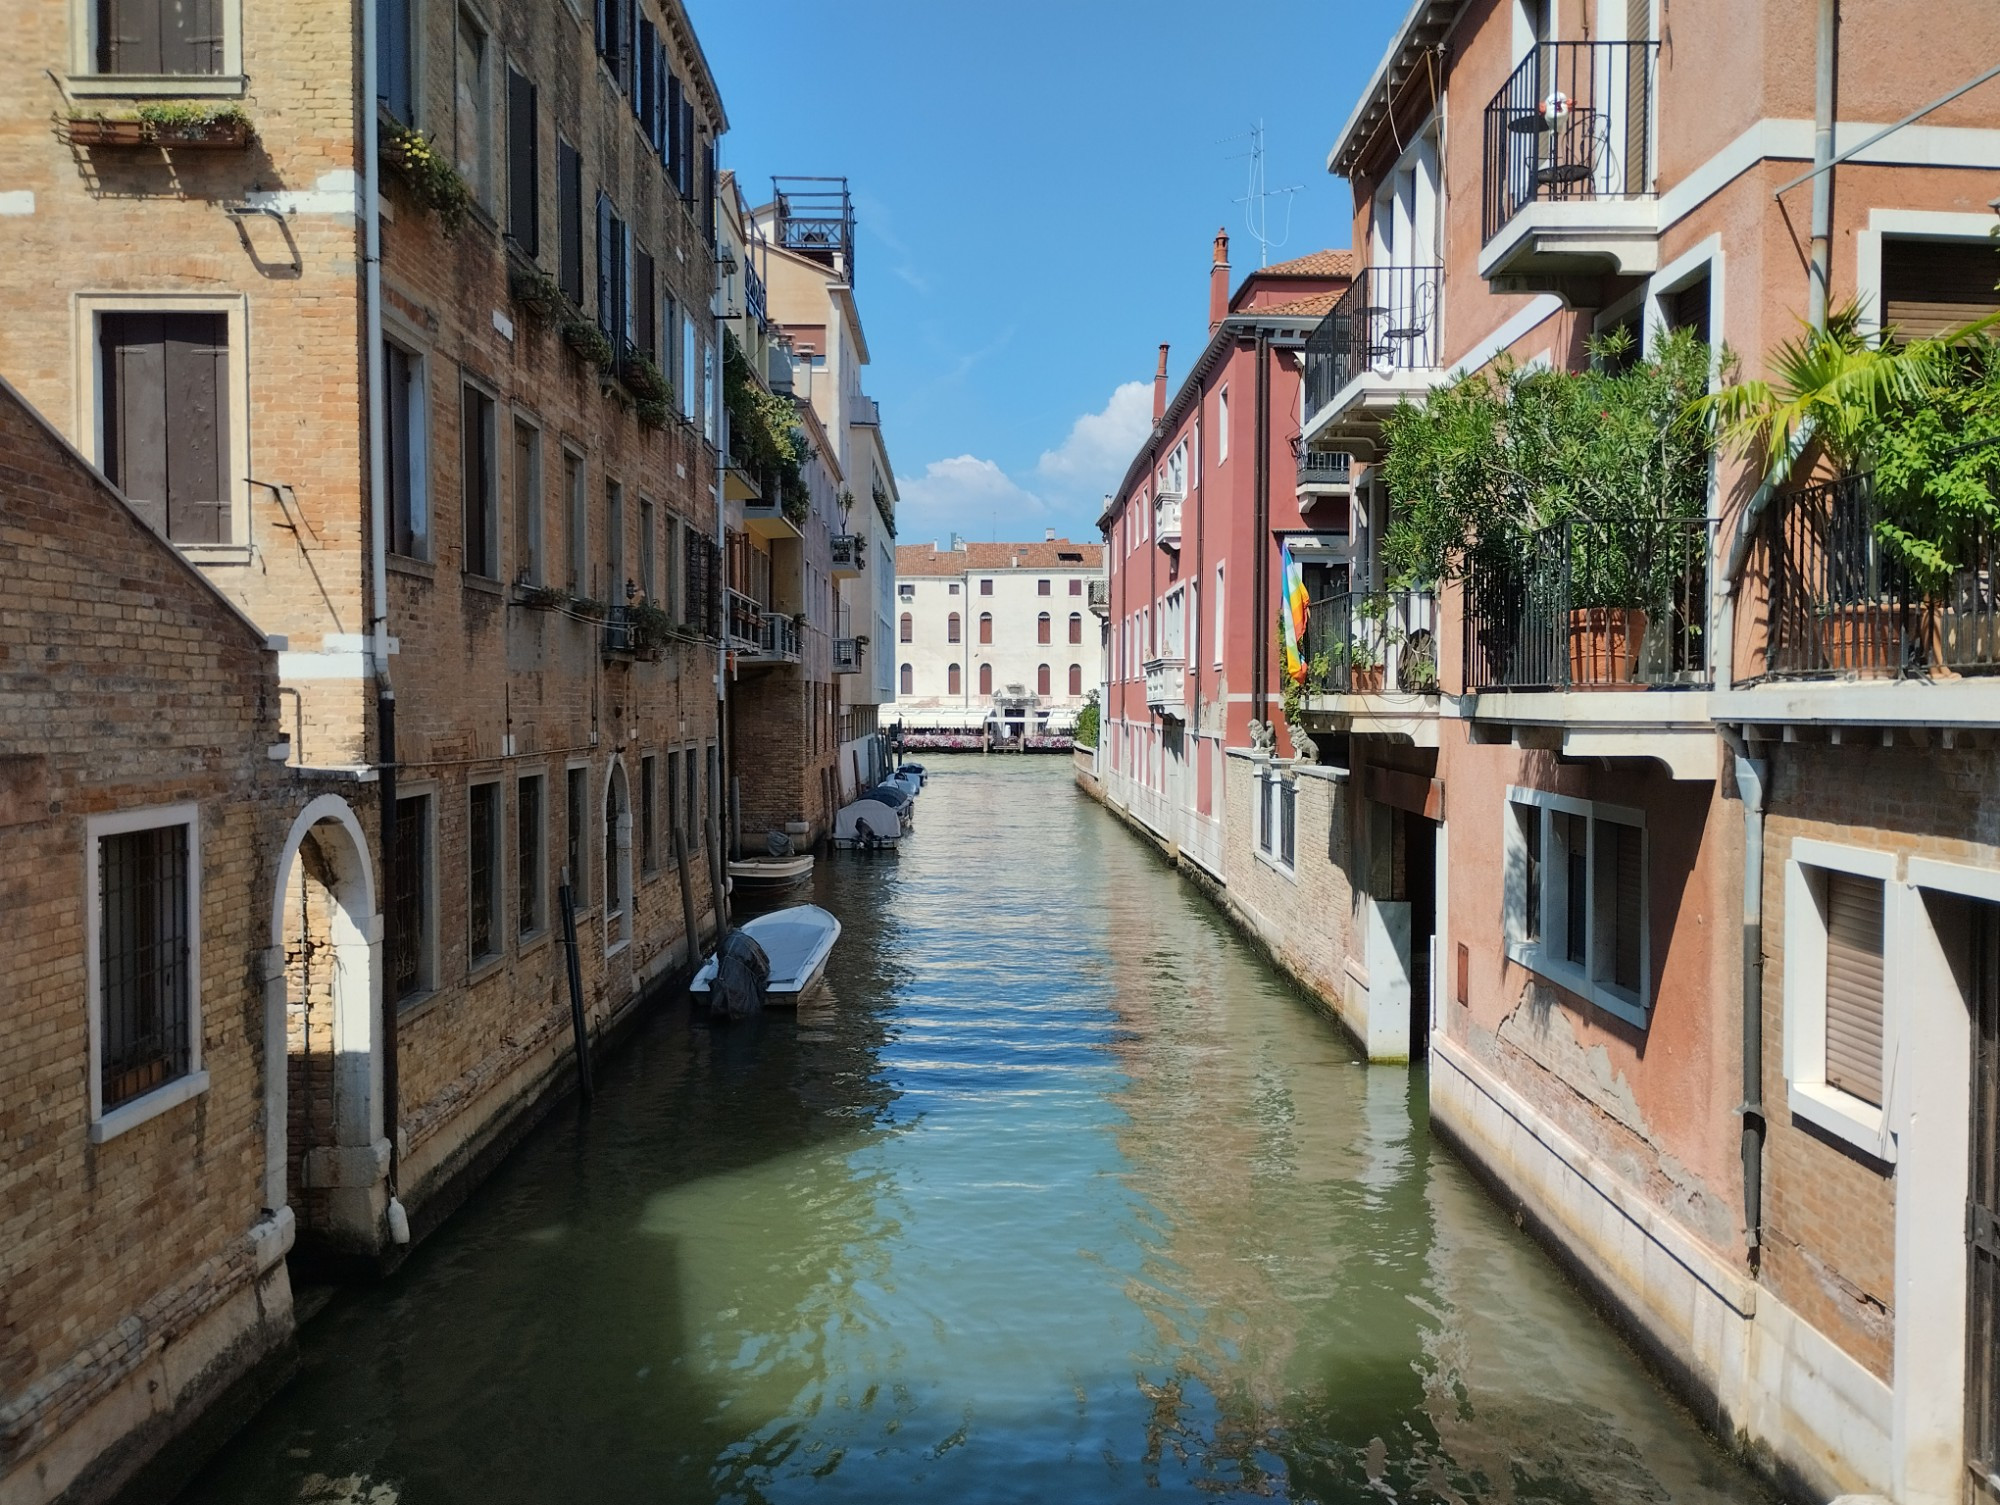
[67,0,246,95]
[385,331,435,563]
[1253,766,1297,879]
[1782,837,1903,1160]
[76,292,253,559]
[85,803,208,1142]
[1855,209,1999,343]
[564,759,593,912]
[1643,234,1724,358]
[513,416,544,586]
[1217,387,1229,462]
[1503,786,1651,1027]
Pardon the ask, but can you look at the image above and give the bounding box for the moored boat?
[690,903,842,1002]
[726,852,814,905]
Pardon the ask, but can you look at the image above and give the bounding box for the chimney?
[1209,227,1231,332]
[1152,344,1170,422]
[1045,527,1056,543]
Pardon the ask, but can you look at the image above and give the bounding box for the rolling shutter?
[1883,239,2000,340]
[1823,871,1885,1105]
[506,68,537,254]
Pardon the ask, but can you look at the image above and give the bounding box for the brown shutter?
[507,68,538,253]
[101,0,160,73]
[1610,821,1643,993]
[101,312,169,533]
[1884,240,2000,340]
[1824,872,1886,1105]
[162,0,223,75]
[1623,0,1650,192]
[557,141,583,305]
[163,313,228,543]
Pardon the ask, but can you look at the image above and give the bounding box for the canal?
[188,758,1767,1505]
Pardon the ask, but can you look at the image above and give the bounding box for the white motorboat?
[690,903,841,1001]
[833,796,904,849]
[726,852,814,904]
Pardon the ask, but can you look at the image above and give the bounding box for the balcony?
[1479,40,1661,285]
[1299,591,1440,743]
[1301,266,1444,452]
[850,393,880,428]
[1088,578,1110,618]
[1154,488,1184,552]
[1143,656,1185,719]
[1295,446,1354,518]
[833,636,863,674]
[771,176,856,285]
[831,533,865,577]
[741,491,803,541]
[731,591,802,668]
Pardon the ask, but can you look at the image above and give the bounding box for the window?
[979,662,993,695]
[1217,388,1229,461]
[947,583,959,595]
[947,612,961,644]
[100,311,230,545]
[979,579,993,596]
[566,765,590,908]
[899,612,913,643]
[596,192,628,339]
[461,382,498,577]
[563,448,586,590]
[682,747,698,845]
[604,767,626,934]
[1037,663,1051,696]
[1504,789,1650,1025]
[899,583,915,602]
[389,793,432,1004]
[1068,612,1082,645]
[557,139,583,305]
[978,612,992,645]
[604,479,623,604]
[682,318,698,419]
[468,781,501,967]
[900,662,913,695]
[702,338,716,443]
[517,773,544,940]
[638,497,656,601]
[1069,578,1083,596]
[640,754,658,874]
[948,663,961,695]
[1783,840,1900,1155]
[1037,579,1051,596]
[1213,565,1225,665]
[90,810,199,1132]
[506,66,538,252]
[378,0,415,121]
[1882,238,2000,339]
[455,8,493,210]
[1037,612,1051,645]
[96,0,222,74]
[634,247,657,360]
[1069,663,1083,696]
[512,420,541,584]
[385,340,429,558]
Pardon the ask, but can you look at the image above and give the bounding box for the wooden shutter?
[462,387,492,576]
[635,19,653,128]
[379,0,412,121]
[1824,871,1886,1105]
[1607,820,1643,993]
[680,98,695,199]
[506,68,537,253]
[102,311,228,543]
[1884,240,2000,340]
[634,248,656,358]
[595,192,613,332]
[1623,0,1650,193]
[101,312,169,533]
[557,142,582,304]
[667,73,682,186]
[701,141,716,245]
[100,0,221,75]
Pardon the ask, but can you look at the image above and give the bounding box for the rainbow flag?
[1279,540,1309,688]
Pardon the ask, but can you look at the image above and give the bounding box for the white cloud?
[1034,381,1153,495]
[894,455,1048,545]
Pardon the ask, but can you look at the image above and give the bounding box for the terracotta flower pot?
[1350,665,1386,694]
[1568,607,1648,687]
[1818,604,1903,676]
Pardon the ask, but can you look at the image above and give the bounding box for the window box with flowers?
[380,125,472,237]
[67,103,253,149]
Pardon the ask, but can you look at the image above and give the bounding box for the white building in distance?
[895,535,1104,736]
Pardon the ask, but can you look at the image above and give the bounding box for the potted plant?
[508,264,561,324]
[635,396,670,432]
[68,103,253,148]
[559,317,615,370]
[379,125,472,237]
[517,582,568,612]
[619,350,671,404]
[628,599,674,659]
[568,594,609,621]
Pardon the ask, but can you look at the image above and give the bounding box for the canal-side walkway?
[185,759,1769,1505]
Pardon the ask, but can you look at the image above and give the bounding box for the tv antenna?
[1225,121,1302,268]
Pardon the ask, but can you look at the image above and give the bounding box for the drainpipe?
[1808,0,1836,329]
[1721,729,1768,1262]
[361,0,405,1242]
[1251,328,1271,727]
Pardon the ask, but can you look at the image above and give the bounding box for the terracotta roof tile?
[1257,249,1357,279]
[1256,291,1343,319]
[896,540,1103,576]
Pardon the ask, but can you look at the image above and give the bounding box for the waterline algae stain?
[187,760,1767,1504]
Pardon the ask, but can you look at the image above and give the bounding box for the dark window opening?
[97,823,191,1110]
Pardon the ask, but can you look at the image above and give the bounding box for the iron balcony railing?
[833,636,862,673]
[756,612,801,661]
[1302,590,1439,695]
[1759,472,2000,680]
[1483,40,1658,245]
[1295,447,1354,489]
[602,603,632,656]
[725,587,763,652]
[830,533,865,572]
[745,258,768,327]
[1303,265,1444,417]
[771,176,856,285]
[1462,516,1713,692]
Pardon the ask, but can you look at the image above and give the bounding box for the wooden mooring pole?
[557,867,593,1103]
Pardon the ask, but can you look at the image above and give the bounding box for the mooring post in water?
[673,826,701,972]
[706,805,729,946]
[557,866,593,1102]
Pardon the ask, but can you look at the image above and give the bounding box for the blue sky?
[686,1,1408,548]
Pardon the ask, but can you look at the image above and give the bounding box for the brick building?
[0,0,734,1278]
[0,380,310,1505]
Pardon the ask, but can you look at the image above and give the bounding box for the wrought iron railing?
[1295,448,1353,489]
[1462,516,1712,691]
[1087,578,1110,615]
[771,176,856,284]
[1302,265,1444,417]
[1483,40,1658,245]
[757,612,801,660]
[744,259,767,327]
[602,603,632,655]
[1758,472,2000,679]
[1302,590,1439,695]
[831,533,864,572]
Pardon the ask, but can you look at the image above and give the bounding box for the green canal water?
[188,758,1768,1505]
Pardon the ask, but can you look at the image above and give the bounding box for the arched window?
[978,612,992,645]
[603,762,631,950]
[948,663,961,695]
[1068,612,1082,644]
[978,662,993,695]
[900,612,912,643]
[900,662,913,695]
[1069,663,1083,696]
[1037,612,1051,644]
[1037,663,1051,696]
[947,612,961,644]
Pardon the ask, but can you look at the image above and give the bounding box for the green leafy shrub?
[381,125,471,237]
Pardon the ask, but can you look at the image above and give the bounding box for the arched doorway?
[269,795,385,1257]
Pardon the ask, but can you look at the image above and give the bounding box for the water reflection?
[187,759,1763,1505]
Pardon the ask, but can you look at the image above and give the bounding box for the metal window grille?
[640,757,656,872]
[98,824,191,1110]
[388,795,428,1002]
[604,777,621,920]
